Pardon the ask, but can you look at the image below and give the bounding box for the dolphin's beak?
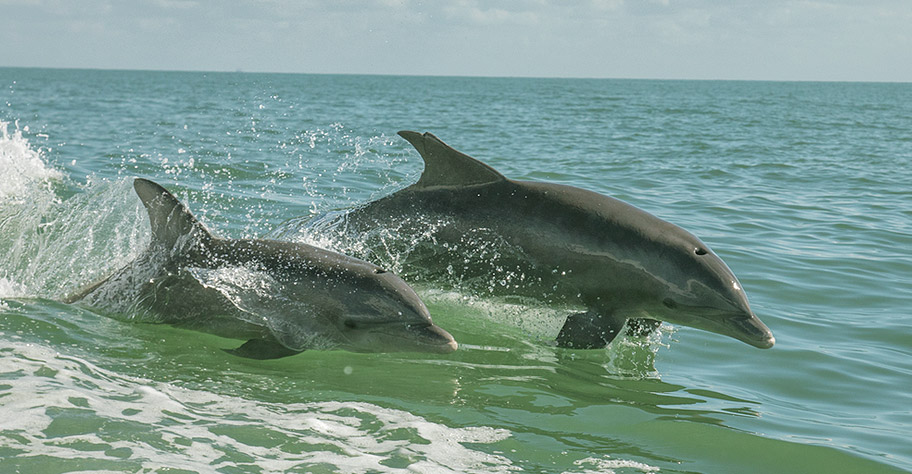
[409,323,459,353]
[727,314,775,349]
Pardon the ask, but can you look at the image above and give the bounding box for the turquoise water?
[1,67,910,473]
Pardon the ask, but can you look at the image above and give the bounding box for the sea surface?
[1,67,910,473]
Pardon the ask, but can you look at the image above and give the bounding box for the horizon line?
[1,64,909,85]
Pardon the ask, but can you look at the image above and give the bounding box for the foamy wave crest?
[0,343,516,473]
[0,120,62,200]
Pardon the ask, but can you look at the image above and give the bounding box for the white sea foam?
[0,276,28,298]
[0,342,517,473]
[0,120,62,200]
[565,456,660,474]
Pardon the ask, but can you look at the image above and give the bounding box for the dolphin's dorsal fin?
[134,178,213,251]
[398,131,505,188]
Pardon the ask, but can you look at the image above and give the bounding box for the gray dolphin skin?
[330,131,774,350]
[64,178,458,359]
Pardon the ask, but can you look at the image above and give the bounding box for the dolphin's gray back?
[337,131,705,307]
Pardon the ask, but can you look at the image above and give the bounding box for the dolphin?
[64,178,458,359]
[317,131,774,350]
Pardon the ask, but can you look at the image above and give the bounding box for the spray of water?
[0,120,147,301]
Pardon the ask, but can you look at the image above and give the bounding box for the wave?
[0,342,521,473]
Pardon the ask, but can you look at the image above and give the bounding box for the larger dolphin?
[64,178,457,359]
[322,131,774,350]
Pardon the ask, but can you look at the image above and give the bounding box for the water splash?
[0,120,62,200]
[0,120,147,300]
[281,211,541,297]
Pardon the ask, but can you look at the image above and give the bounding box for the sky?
[2,0,911,82]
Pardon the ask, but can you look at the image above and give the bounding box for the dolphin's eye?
[373,268,387,274]
[662,298,678,309]
[694,248,707,256]
[343,319,358,329]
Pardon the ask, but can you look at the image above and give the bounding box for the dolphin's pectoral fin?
[625,318,661,338]
[61,274,112,304]
[556,311,626,349]
[223,338,303,360]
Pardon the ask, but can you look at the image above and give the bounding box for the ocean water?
[1,67,910,473]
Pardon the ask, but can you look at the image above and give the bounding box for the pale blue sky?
[2,0,910,82]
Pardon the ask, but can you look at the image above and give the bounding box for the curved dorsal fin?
[398,131,505,189]
[133,178,213,251]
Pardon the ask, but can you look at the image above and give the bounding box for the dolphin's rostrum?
[64,178,458,358]
[327,131,775,350]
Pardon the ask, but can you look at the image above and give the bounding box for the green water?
[1,68,910,473]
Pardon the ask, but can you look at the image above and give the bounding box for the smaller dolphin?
[324,131,774,350]
[64,178,457,359]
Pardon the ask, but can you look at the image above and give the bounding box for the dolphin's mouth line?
[341,319,436,332]
[662,304,774,348]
